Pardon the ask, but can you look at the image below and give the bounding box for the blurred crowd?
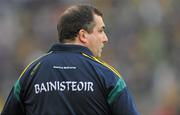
[0,0,179,114]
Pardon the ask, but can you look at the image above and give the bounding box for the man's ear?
[78,29,88,43]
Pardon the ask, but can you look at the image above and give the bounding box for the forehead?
[93,14,105,28]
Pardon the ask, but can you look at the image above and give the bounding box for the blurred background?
[0,0,179,114]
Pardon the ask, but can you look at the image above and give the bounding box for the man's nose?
[103,33,108,43]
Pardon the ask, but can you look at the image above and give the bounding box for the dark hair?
[57,5,103,43]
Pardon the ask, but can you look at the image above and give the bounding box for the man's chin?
[97,52,102,58]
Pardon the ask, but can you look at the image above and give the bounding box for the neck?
[63,38,86,47]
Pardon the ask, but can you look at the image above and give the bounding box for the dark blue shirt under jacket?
[1,44,140,115]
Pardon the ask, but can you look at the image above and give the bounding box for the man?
[1,5,139,115]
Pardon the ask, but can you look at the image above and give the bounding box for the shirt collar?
[48,43,93,56]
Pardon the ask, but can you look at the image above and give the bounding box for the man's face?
[86,14,108,58]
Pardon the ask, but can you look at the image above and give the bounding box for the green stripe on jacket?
[107,78,126,104]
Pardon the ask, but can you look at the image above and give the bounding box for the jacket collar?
[48,43,94,56]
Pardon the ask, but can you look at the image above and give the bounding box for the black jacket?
[1,44,139,115]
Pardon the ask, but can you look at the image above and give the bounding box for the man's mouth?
[101,44,104,48]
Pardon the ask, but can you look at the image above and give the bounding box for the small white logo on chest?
[53,66,77,69]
